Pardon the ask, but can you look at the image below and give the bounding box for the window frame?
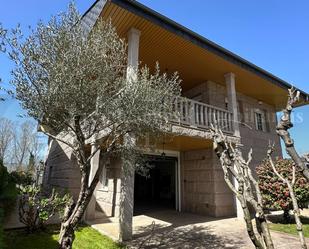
[254,109,265,132]
[98,159,109,192]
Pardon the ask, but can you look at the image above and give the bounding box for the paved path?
[124,210,308,249]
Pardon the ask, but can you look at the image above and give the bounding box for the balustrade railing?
[170,96,234,133]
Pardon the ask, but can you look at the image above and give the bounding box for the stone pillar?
[126,28,141,82]
[85,142,100,221]
[224,72,243,219]
[118,27,140,242]
[225,72,240,137]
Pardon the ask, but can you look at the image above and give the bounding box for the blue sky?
[0,0,308,155]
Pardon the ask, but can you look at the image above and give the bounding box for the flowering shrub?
[257,158,309,221]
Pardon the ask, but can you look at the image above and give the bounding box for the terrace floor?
[87,209,309,248]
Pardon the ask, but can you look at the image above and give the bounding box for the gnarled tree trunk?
[210,126,274,249]
[58,151,105,249]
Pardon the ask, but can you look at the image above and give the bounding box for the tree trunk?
[58,158,103,249]
[283,209,291,224]
[58,223,75,249]
[288,184,307,249]
[240,198,265,249]
[58,188,93,249]
[256,216,274,249]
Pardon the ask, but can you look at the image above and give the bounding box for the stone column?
[224,72,243,219]
[224,72,240,137]
[118,27,140,242]
[126,28,141,83]
[85,142,100,221]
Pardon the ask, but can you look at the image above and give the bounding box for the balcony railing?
[171,96,234,134]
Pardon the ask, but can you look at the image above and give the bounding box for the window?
[255,111,265,131]
[237,100,245,125]
[99,158,109,190]
[101,165,108,188]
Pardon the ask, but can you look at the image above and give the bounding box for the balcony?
[170,96,234,134]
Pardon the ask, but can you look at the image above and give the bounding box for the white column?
[118,27,140,242]
[85,142,100,221]
[126,28,141,83]
[224,72,240,137]
[224,72,243,218]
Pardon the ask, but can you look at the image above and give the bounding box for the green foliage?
[257,158,309,212]
[10,170,34,185]
[0,159,17,214]
[0,208,4,249]
[4,225,124,249]
[18,185,70,232]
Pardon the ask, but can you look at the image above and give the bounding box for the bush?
[0,208,4,249]
[257,158,309,222]
[18,185,70,233]
[10,170,34,186]
[0,160,18,214]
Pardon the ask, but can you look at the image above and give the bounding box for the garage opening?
[134,155,178,215]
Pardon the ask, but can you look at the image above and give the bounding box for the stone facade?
[43,80,282,232]
[95,158,122,218]
[184,81,282,167]
[43,139,81,200]
[181,148,235,217]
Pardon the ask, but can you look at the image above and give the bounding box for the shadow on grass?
[4,225,60,249]
[267,213,309,224]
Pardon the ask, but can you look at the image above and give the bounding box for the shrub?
[257,158,309,222]
[0,160,18,214]
[18,185,70,233]
[0,208,3,249]
[10,170,34,186]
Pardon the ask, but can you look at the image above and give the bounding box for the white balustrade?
[171,96,234,133]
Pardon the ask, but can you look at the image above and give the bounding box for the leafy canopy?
[0,3,181,146]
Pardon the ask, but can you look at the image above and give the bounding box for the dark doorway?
[134,156,177,215]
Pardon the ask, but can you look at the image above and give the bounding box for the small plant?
[257,158,309,222]
[18,185,70,233]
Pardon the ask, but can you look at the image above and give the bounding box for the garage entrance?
[134,155,178,215]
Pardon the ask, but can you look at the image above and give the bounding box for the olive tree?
[0,4,181,249]
[210,126,274,249]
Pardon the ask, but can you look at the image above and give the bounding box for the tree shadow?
[128,220,247,249]
[267,212,309,224]
[4,225,60,249]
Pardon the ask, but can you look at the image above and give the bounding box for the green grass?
[4,225,125,249]
[269,223,309,237]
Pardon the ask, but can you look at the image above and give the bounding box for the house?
[42,0,308,241]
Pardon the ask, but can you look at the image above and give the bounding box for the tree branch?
[277,88,309,180]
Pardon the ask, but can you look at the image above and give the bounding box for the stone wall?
[95,158,122,218]
[43,139,81,200]
[181,148,235,217]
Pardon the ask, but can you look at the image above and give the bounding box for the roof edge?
[82,0,309,104]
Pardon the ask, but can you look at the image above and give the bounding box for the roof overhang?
[82,0,309,111]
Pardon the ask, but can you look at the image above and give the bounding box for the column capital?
[224,72,236,81]
[127,27,141,37]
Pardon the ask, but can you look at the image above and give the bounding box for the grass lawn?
[4,225,125,249]
[269,223,309,237]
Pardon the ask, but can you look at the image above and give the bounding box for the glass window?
[255,112,264,131]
